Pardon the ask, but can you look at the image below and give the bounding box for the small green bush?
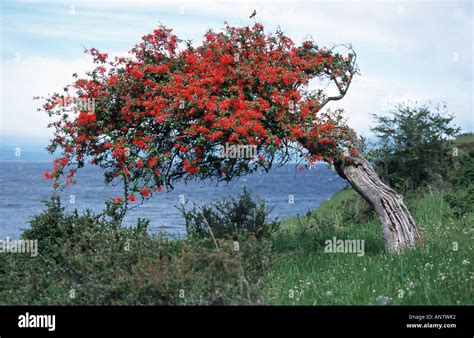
[371,103,460,191]
[338,193,375,225]
[303,189,375,229]
[444,187,474,217]
[448,150,474,188]
[179,187,280,240]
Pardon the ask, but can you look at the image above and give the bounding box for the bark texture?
[334,151,421,253]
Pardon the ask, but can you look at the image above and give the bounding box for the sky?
[1,0,473,152]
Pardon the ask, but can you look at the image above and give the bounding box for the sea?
[0,162,348,239]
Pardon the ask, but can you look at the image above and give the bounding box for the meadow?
[265,188,473,305]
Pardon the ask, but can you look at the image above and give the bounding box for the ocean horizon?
[0,162,348,239]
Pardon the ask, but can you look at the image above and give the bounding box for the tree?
[39,23,420,253]
[371,103,460,191]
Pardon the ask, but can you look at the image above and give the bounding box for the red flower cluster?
[40,23,357,202]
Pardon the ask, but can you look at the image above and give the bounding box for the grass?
[264,188,473,305]
[453,132,474,154]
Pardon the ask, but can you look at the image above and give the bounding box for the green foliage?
[291,188,375,230]
[0,196,271,305]
[371,103,460,191]
[323,189,375,227]
[448,133,474,188]
[179,187,280,240]
[444,187,474,217]
[20,194,68,260]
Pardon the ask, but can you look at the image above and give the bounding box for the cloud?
[1,56,94,143]
[1,0,472,146]
[336,74,473,136]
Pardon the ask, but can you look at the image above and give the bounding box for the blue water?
[0,162,347,239]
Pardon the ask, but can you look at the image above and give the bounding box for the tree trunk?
[334,151,422,253]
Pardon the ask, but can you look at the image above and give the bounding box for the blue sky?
[1,0,473,152]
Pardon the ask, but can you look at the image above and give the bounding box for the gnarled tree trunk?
[334,151,421,253]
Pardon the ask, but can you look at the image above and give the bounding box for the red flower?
[112,148,124,159]
[141,188,151,198]
[113,197,123,203]
[97,52,108,61]
[148,156,158,167]
[206,131,223,141]
[130,67,144,79]
[128,195,136,202]
[219,54,233,65]
[187,166,198,174]
[60,156,68,167]
[133,138,145,149]
[228,133,239,143]
[77,111,96,126]
[203,113,215,121]
[235,126,247,136]
[183,159,198,174]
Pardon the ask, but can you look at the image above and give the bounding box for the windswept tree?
[40,23,420,252]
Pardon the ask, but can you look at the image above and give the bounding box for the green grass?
[308,188,359,224]
[264,188,473,305]
[453,132,474,148]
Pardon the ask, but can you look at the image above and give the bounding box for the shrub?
[0,196,271,305]
[307,188,375,228]
[179,187,280,240]
[338,193,375,225]
[449,149,474,188]
[371,103,459,191]
[444,187,474,218]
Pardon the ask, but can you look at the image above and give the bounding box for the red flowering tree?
[40,23,420,252]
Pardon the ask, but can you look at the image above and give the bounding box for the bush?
[338,192,375,225]
[303,188,375,229]
[179,187,280,240]
[444,187,474,218]
[0,196,271,305]
[449,149,474,188]
[371,103,459,191]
